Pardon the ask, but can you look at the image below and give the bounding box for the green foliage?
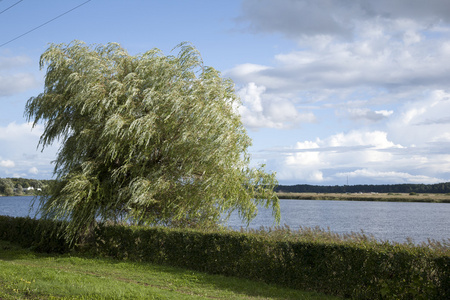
[0,240,336,300]
[0,178,14,196]
[0,178,50,196]
[0,216,70,253]
[14,184,23,196]
[88,225,449,299]
[0,216,449,299]
[3,187,13,196]
[24,41,279,239]
[278,182,450,194]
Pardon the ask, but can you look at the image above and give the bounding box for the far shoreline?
[0,194,38,197]
[277,192,450,203]
[3,192,450,203]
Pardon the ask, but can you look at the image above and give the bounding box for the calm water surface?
[0,196,38,218]
[1,196,449,244]
[227,199,450,244]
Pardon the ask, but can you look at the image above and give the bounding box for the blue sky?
[2,0,450,185]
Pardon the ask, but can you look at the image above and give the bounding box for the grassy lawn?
[0,240,340,299]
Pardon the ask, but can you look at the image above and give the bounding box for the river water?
[1,196,449,244]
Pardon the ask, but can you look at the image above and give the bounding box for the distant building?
[21,187,42,192]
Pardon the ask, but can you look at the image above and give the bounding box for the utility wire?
[0,0,92,48]
[0,0,24,16]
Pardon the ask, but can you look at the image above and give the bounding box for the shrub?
[0,216,448,299]
[0,216,69,253]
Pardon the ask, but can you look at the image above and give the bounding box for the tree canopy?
[0,178,49,196]
[276,182,450,194]
[25,41,279,239]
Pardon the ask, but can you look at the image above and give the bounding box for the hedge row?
[0,216,70,253]
[0,215,448,299]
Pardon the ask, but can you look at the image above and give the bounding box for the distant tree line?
[276,182,450,194]
[4,177,450,196]
[0,178,53,196]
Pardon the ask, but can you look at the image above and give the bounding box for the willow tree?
[25,41,279,239]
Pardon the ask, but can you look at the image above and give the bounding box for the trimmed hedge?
[0,215,448,299]
[0,216,70,253]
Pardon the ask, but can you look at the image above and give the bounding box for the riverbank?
[2,216,448,299]
[277,192,450,203]
[0,240,337,300]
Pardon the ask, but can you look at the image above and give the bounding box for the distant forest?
[276,182,450,194]
[0,178,53,196]
[3,177,450,196]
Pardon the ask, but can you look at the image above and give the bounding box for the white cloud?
[272,130,447,184]
[0,54,39,97]
[232,1,450,184]
[29,167,39,175]
[0,160,15,168]
[283,130,402,171]
[237,82,316,129]
[240,0,356,39]
[0,55,32,69]
[389,90,450,146]
[231,0,450,119]
[337,108,394,122]
[0,122,42,140]
[0,122,58,179]
[336,169,444,185]
[229,63,271,78]
[325,131,402,149]
[403,30,421,45]
[0,73,38,97]
[240,0,450,40]
[229,35,450,92]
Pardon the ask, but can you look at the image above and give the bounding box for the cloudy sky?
[1,0,450,185]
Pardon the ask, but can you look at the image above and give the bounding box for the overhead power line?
[0,0,92,48]
[0,0,23,16]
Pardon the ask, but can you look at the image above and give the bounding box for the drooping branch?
[25,40,280,240]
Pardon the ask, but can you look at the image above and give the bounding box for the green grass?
[0,240,340,299]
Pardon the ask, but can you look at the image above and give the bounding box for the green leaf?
[25,40,280,240]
